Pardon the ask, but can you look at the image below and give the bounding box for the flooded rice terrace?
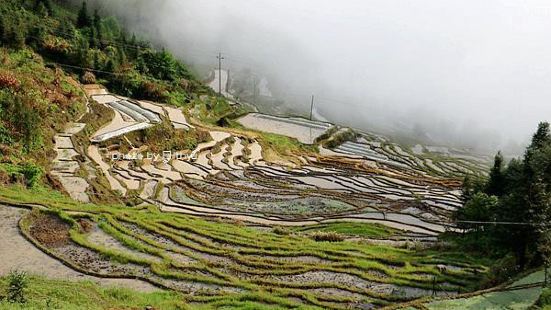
[25,84,494,308]
[54,85,491,237]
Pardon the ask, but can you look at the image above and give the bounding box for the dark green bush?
[6,270,28,304]
[20,162,43,188]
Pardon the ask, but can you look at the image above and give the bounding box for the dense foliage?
[0,0,219,187]
[456,122,551,269]
[0,0,210,104]
[0,48,85,187]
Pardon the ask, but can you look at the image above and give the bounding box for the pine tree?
[89,27,98,48]
[527,122,551,154]
[0,13,6,44]
[92,51,100,70]
[77,1,91,28]
[37,2,48,18]
[486,151,505,196]
[93,9,102,46]
[524,122,551,265]
[117,46,127,66]
[35,0,53,16]
[12,19,26,48]
[459,122,551,268]
[93,9,101,29]
[57,19,76,41]
[129,33,139,60]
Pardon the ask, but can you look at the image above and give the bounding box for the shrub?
[0,71,20,89]
[21,163,42,188]
[6,270,28,303]
[140,80,167,102]
[310,231,345,242]
[272,226,291,236]
[0,124,13,145]
[81,71,96,84]
[323,129,358,149]
[314,126,339,144]
[537,288,551,308]
[478,255,519,288]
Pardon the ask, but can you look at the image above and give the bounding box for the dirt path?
[0,205,158,292]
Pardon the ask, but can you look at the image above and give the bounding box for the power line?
[309,95,315,121]
[454,220,544,226]
[45,62,121,76]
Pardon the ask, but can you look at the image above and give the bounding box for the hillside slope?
[1,1,543,310]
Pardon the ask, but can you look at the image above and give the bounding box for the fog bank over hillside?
[86,0,551,154]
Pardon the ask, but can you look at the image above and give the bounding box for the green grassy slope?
[0,276,186,310]
[425,270,544,310]
[0,185,497,309]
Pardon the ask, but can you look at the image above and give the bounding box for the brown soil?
[78,218,94,233]
[29,212,71,248]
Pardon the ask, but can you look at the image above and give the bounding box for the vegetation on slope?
[0,0,546,308]
[0,275,187,310]
[536,288,551,310]
[0,0,213,104]
[454,122,551,279]
[0,185,497,309]
[0,0,320,172]
[0,48,86,187]
[294,222,397,239]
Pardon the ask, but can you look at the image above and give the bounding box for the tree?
[93,9,101,30]
[128,33,139,59]
[76,1,91,28]
[93,9,102,45]
[458,122,551,268]
[525,135,551,265]
[455,192,498,232]
[140,49,177,80]
[36,2,49,18]
[461,174,486,202]
[486,151,505,196]
[0,12,6,43]
[35,0,53,16]
[12,20,26,48]
[57,18,77,41]
[88,26,99,48]
[528,122,551,151]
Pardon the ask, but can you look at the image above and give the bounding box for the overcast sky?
[92,0,551,153]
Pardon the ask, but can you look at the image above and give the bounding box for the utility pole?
[217,52,224,96]
[253,77,257,105]
[309,95,315,121]
[309,94,315,144]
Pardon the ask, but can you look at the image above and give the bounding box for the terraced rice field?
[29,85,500,308]
[333,139,489,179]
[237,113,332,144]
[64,88,490,236]
[6,191,489,309]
